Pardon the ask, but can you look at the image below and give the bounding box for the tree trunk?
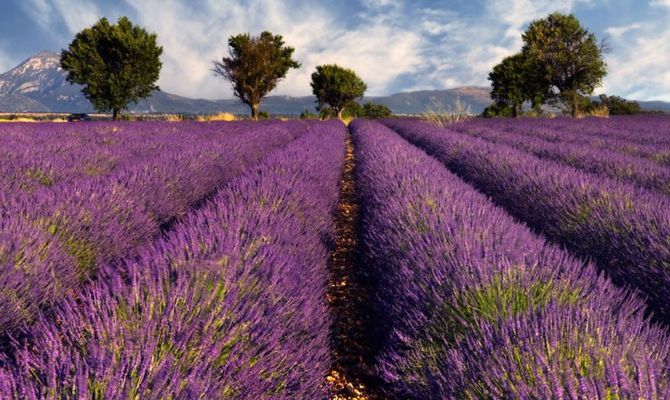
[112,108,119,121]
[337,108,343,120]
[571,92,579,117]
[512,104,519,118]
[250,102,260,120]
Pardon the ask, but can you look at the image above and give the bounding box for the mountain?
[0,51,494,115]
[0,51,667,115]
[0,51,90,112]
[371,87,492,115]
[637,100,670,113]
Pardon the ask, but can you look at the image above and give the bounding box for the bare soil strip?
[326,129,377,400]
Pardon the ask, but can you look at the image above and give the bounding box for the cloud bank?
[5,0,670,101]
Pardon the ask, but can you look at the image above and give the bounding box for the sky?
[0,0,669,101]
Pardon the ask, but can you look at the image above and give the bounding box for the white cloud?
[124,0,425,98]
[600,21,670,100]
[407,1,587,92]
[20,0,100,41]
[487,0,584,45]
[20,0,53,30]
[12,0,670,102]
[49,0,100,35]
[604,23,642,39]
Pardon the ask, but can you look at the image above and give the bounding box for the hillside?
[1,51,667,115]
[0,51,493,115]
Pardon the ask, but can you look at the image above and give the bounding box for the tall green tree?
[61,16,162,120]
[213,32,300,120]
[488,54,525,117]
[488,53,549,117]
[310,64,367,119]
[597,94,641,115]
[522,12,607,117]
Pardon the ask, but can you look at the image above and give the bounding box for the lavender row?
[461,118,670,167]
[383,118,670,323]
[0,122,219,191]
[456,117,670,167]
[450,122,670,195]
[462,116,670,148]
[351,119,670,399]
[0,120,346,399]
[0,121,306,338]
[0,121,277,205]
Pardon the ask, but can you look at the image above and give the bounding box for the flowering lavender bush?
[457,116,670,166]
[351,119,670,399]
[450,121,670,195]
[466,115,670,148]
[383,118,670,324]
[0,120,345,399]
[0,121,307,338]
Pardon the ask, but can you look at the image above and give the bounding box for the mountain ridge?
[0,51,495,115]
[0,51,667,115]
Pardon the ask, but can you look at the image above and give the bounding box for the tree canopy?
[310,64,367,119]
[60,16,163,120]
[486,12,607,118]
[594,94,642,115]
[213,32,300,120]
[488,52,550,117]
[522,12,607,116]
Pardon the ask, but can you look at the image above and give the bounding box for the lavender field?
[0,117,669,399]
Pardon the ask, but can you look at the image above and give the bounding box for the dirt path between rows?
[326,128,379,400]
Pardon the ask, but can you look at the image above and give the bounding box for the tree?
[213,32,300,120]
[61,17,162,120]
[522,12,607,117]
[482,102,514,118]
[488,52,549,117]
[596,94,641,115]
[488,54,525,117]
[488,53,528,117]
[328,101,392,119]
[310,64,367,119]
[361,102,392,119]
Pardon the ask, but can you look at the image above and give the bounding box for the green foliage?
[596,94,641,115]
[360,102,393,119]
[213,32,300,120]
[310,64,367,118]
[488,54,525,117]
[342,102,363,118]
[488,53,548,117]
[299,109,319,120]
[482,102,514,118]
[317,101,392,120]
[522,12,607,117]
[318,106,337,119]
[60,16,163,120]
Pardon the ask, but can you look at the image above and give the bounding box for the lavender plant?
[456,117,670,166]
[351,119,670,399]
[0,120,345,399]
[382,118,670,324]
[451,122,670,195]
[0,121,307,338]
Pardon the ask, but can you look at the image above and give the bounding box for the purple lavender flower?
[0,120,345,399]
[351,119,670,399]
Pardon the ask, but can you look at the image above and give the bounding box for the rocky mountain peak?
[0,51,65,97]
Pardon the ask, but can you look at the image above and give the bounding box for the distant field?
[0,117,669,399]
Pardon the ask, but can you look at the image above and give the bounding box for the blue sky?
[1,0,669,100]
